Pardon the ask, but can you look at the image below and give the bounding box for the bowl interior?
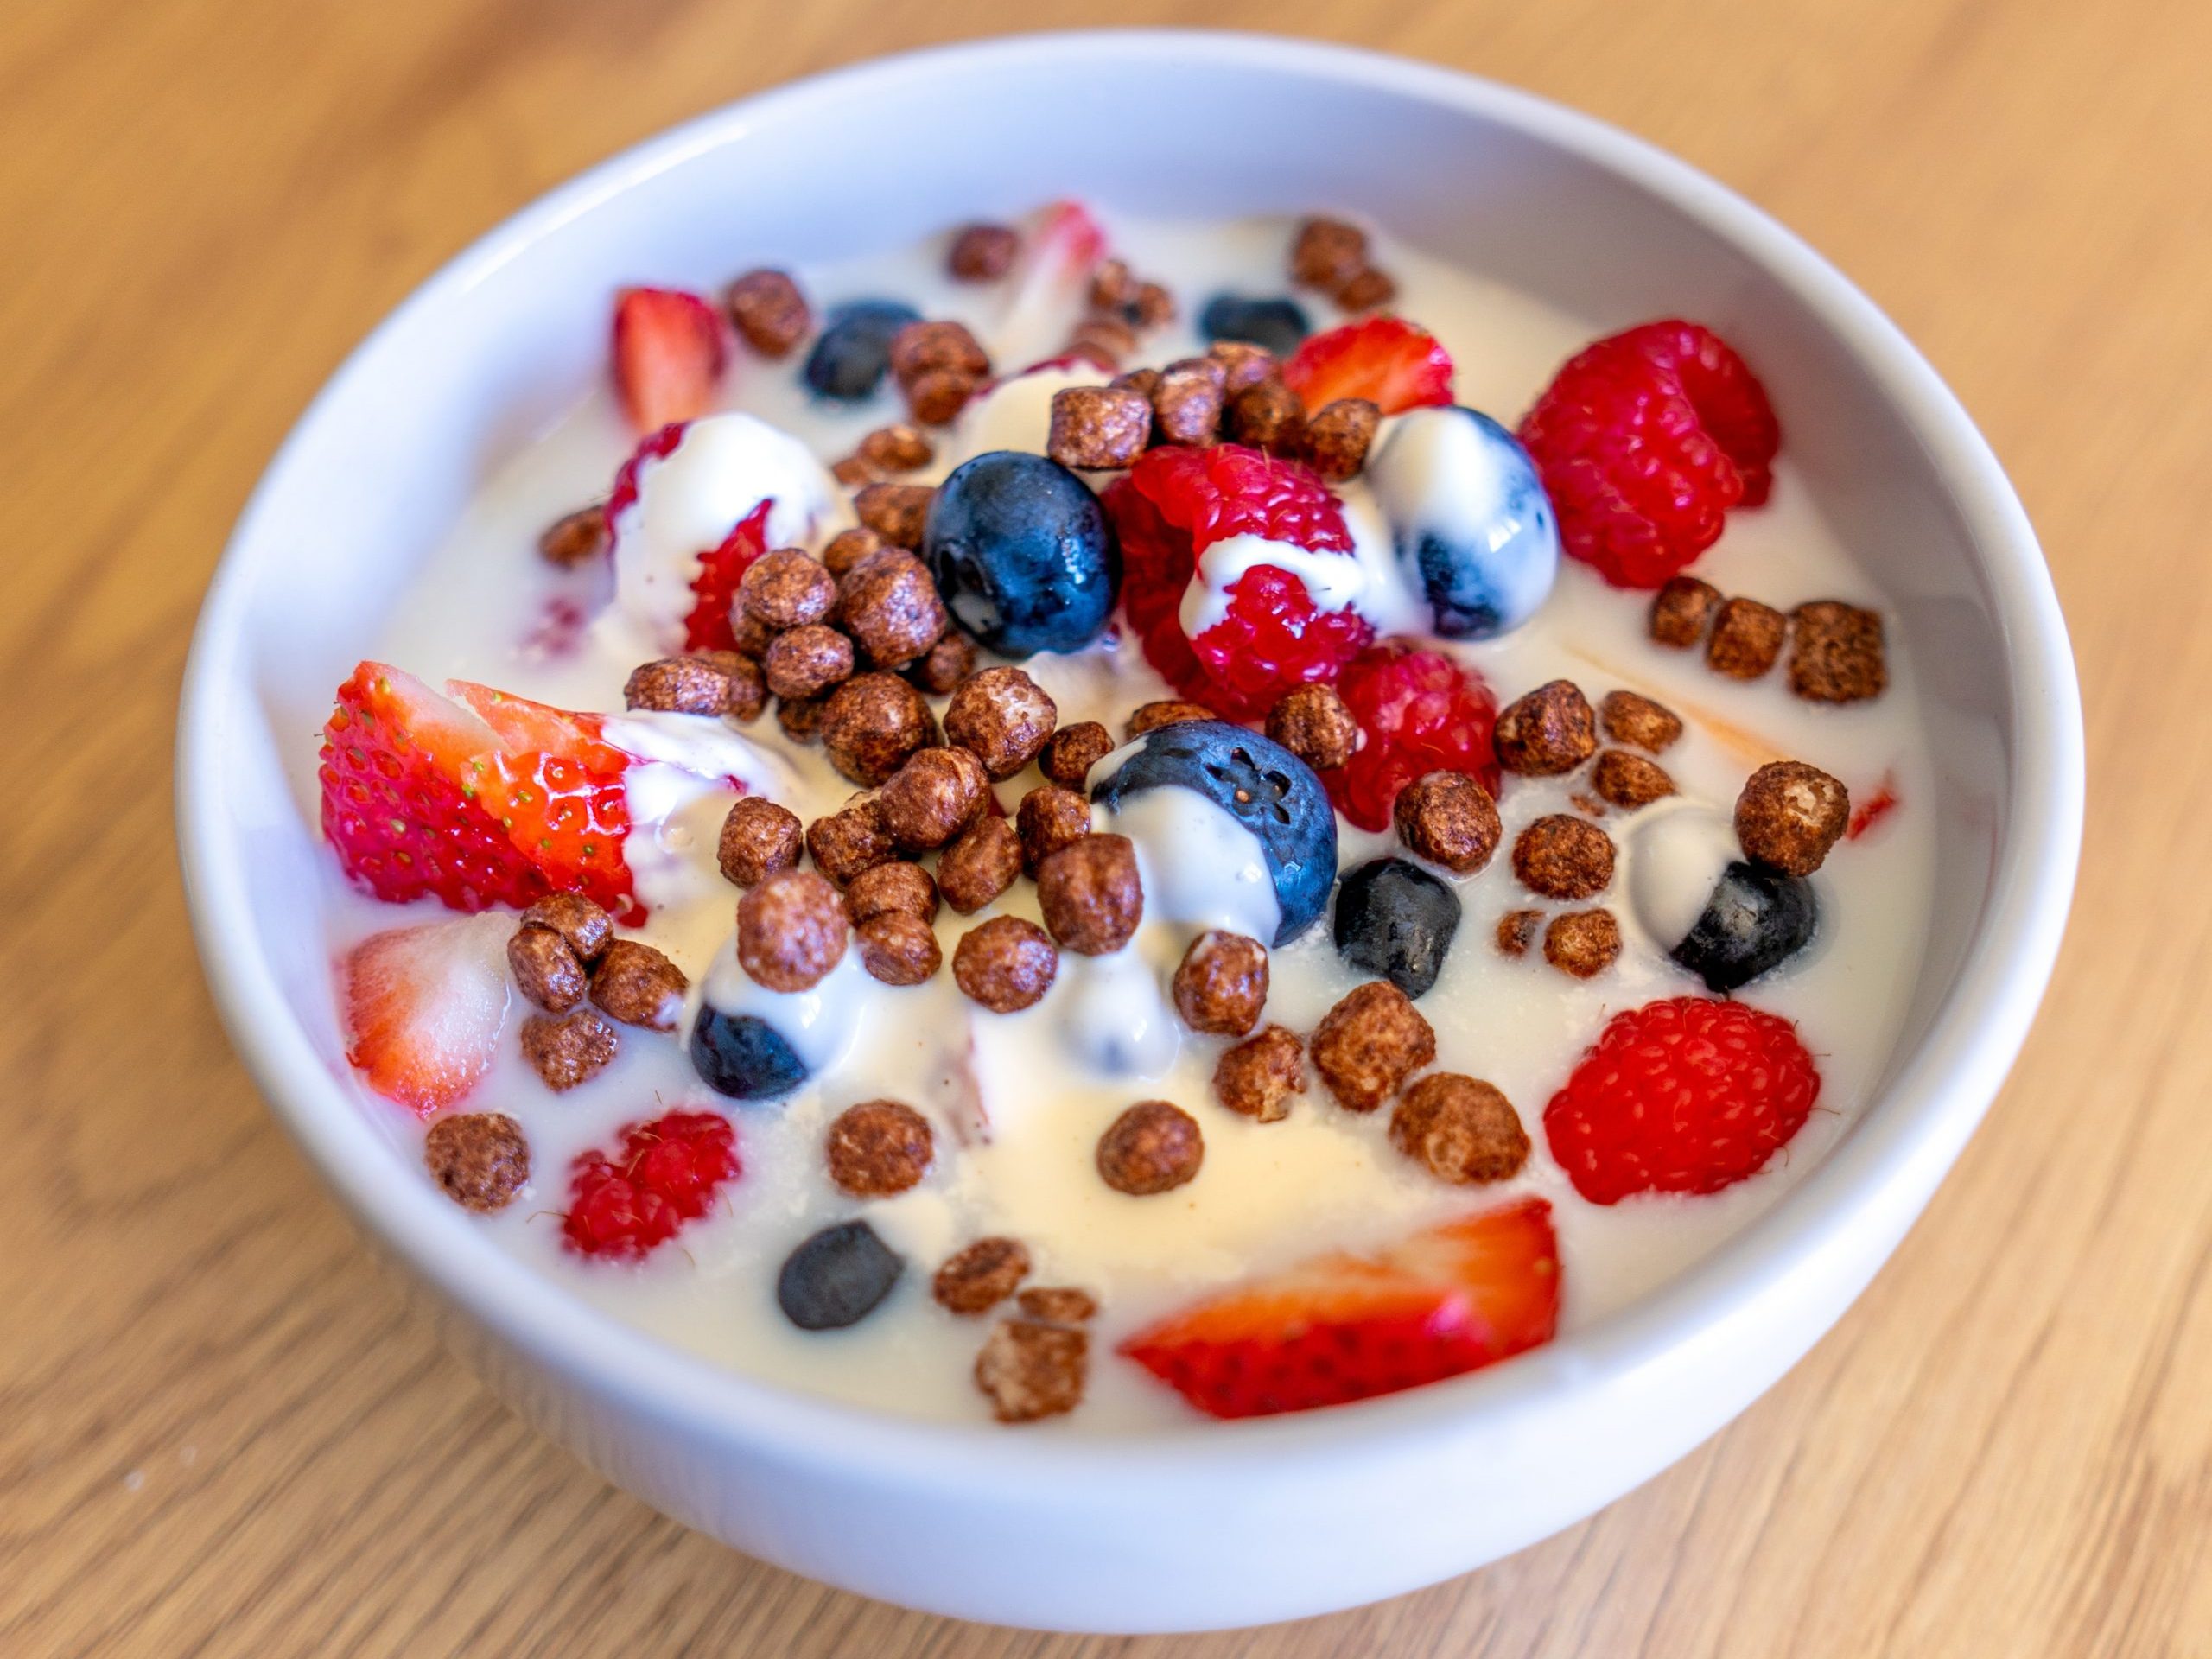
[184,32,2069,1452]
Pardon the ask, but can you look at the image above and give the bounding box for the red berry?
[563,1110,741,1259]
[1120,1197,1559,1419]
[604,421,686,526]
[681,500,774,652]
[612,288,728,435]
[1106,444,1372,720]
[343,916,512,1114]
[1281,316,1454,415]
[1325,640,1500,832]
[320,663,559,913]
[320,663,645,922]
[1517,321,1780,589]
[1543,996,1821,1205]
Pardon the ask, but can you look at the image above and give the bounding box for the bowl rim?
[177,27,2083,1483]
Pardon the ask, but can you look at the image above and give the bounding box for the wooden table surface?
[5,0,2208,1653]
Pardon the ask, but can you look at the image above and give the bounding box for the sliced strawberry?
[445,680,640,923]
[612,288,728,434]
[343,915,512,1114]
[1121,1197,1560,1419]
[681,499,773,652]
[1282,317,1455,415]
[319,664,546,912]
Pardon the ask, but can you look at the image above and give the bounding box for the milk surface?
[325,213,1938,1428]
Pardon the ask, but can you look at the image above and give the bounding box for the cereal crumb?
[934,1236,1029,1313]
[1496,909,1542,958]
[1017,1287,1097,1325]
[975,1318,1087,1423]
[1599,690,1683,752]
[1592,750,1675,810]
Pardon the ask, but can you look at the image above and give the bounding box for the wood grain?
[3,0,2206,1653]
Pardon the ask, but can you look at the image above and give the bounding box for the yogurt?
[323,211,1938,1428]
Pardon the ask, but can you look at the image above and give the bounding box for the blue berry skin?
[1368,407,1560,641]
[777,1221,903,1331]
[923,451,1120,655]
[1671,861,1819,993]
[1332,857,1462,1000]
[1090,720,1337,946]
[802,299,922,402]
[689,1007,807,1101]
[1198,294,1311,358]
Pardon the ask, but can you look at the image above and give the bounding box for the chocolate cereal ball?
[936,815,1023,914]
[855,912,943,986]
[1493,680,1598,776]
[1392,771,1502,874]
[836,548,946,666]
[1736,760,1849,875]
[825,1100,934,1197]
[1035,834,1143,956]
[953,916,1058,1012]
[1310,981,1435,1113]
[737,868,850,993]
[718,797,804,887]
[820,672,934,786]
[1096,1101,1204,1196]
[944,666,1058,779]
[878,745,989,850]
[1212,1024,1304,1122]
[1171,931,1268,1036]
[1511,815,1616,900]
[1389,1074,1529,1185]
[1265,684,1358,771]
[423,1112,530,1211]
[1040,721,1116,789]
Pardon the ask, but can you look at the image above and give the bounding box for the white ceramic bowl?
[177,30,2082,1633]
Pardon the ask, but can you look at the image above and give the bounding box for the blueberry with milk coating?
[923,451,1120,654]
[1628,807,1818,993]
[1368,406,1559,639]
[689,1007,809,1100]
[1090,720,1337,945]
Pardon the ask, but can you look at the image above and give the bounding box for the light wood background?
[3,0,2206,1653]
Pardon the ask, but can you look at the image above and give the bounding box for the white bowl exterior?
[178,31,2082,1632]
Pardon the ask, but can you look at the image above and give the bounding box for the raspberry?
[1326,640,1500,832]
[1542,996,1821,1205]
[1517,321,1780,588]
[1106,444,1371,720]
[563,1110,741,1258]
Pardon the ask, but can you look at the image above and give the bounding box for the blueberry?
[802,298,922,402]
[1198,294,1311,358]
[1670,861,1819,993]
[923,451,1120,654]
[1332,857,1462,999]
[689,1007,807,1100]
[1368,407,1559,640]
[1090,720,1337,945]
[777,1220,903,1331]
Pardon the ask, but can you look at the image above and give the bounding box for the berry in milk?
[313,202,1930,1427]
